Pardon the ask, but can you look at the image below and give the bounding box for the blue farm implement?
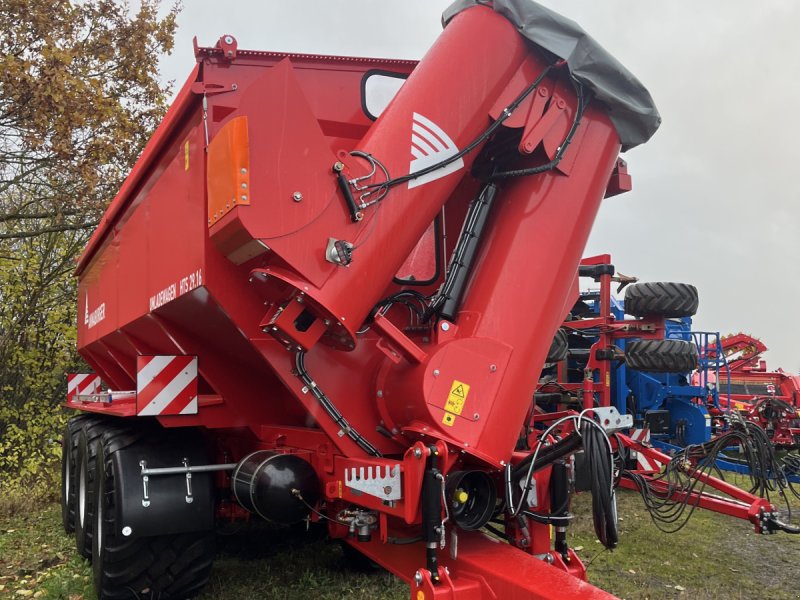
[535,254,800,484]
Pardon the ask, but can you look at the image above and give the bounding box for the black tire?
[625,339,698,373]
[62,414,103,534]
[546,328,569,363]
[74,417,110,559]
[93,424,215,600]
[624,282,699,318]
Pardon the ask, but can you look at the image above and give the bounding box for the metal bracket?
[182,458,193,504]
[139,460,151,507]
[591,406,633,433]
[138,460,237,508]
[344,464,402,501]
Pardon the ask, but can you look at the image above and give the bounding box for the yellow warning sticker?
[184,140,190,171]
[442,412,456,426]
[444,380,470,416]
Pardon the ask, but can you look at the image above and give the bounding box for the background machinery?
[59,2,797,599]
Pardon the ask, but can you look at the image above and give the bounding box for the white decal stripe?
[138,364,197,416]
[68,374,87,393]
[413,113,456,150]
[136,356,174,394]
[179,397,198,415]
[411,133,437,157]
[410,145,425,160]
[412,123,446,152]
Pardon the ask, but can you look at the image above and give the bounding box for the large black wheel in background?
[545,328,569,363]
[92,424,215,600]
[61,417,86,534]
[624,282,699,318]
[625,339,698,373]
[73,416,109,559]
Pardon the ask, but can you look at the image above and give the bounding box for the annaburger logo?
[84,293,106,329]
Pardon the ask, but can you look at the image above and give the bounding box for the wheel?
[92,424,215,600]
[62,414,102,534]
[545,328,568,363]
[74,417,109,559]
[625,339,698,373]
[624,282,699,318]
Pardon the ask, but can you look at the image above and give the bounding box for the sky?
[157,1,799,371]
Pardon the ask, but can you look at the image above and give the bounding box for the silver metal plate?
[344,464,402,501]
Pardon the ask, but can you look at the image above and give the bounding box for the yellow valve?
[455,489,469,504]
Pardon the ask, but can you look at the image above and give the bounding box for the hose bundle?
[623,414,800,533]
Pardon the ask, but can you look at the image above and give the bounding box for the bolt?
[241,194,248,201]
[413,448,423,459]
[241,183,247,190]
[224,35,234,44]
[489,364,497,372]
[441,322,450,332]
[376,390,383,398]
[241,168,247,174]
[333,162,345,172]
[292,191,303,202]
[122,526,132,537]
[473,412,480,420]
[433,369,440,377]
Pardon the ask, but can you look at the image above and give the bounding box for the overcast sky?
[158,1,799,371]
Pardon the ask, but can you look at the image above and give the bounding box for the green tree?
[0,0,180,490]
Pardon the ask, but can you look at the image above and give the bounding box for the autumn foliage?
[0,0,180,494]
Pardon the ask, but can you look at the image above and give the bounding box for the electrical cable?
[624,416,800,534]
[356,290,430,334]
[291,488,351,527]
[359,63,561,196]
[490,76,588,180]
[506,411,615,527]
[294,351,382,457]
[582,418,618,548]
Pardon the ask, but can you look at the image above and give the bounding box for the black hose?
[582,420,617,549]
[294,352,381,457]
[511,432,582,479]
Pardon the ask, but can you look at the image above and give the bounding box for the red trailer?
[58,3,791,599]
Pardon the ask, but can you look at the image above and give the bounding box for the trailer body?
[57,4,692,599]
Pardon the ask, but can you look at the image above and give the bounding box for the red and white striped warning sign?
[629,428,663,472]
[67,374,101,400]
[136,356,198,416]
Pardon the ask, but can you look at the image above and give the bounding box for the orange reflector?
[207,115,250,226]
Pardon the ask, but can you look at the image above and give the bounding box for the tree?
[0,0,180,489]
[0,0,179,240]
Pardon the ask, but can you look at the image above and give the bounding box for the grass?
[2,482,800,599]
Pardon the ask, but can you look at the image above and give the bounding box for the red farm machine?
[705,333,800,448]
[59,2,798,599]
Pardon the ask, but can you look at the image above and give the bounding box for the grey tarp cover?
[443,0,661,151]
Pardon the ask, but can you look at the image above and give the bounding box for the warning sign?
[442,412,456,426]
[444,380,470,416]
